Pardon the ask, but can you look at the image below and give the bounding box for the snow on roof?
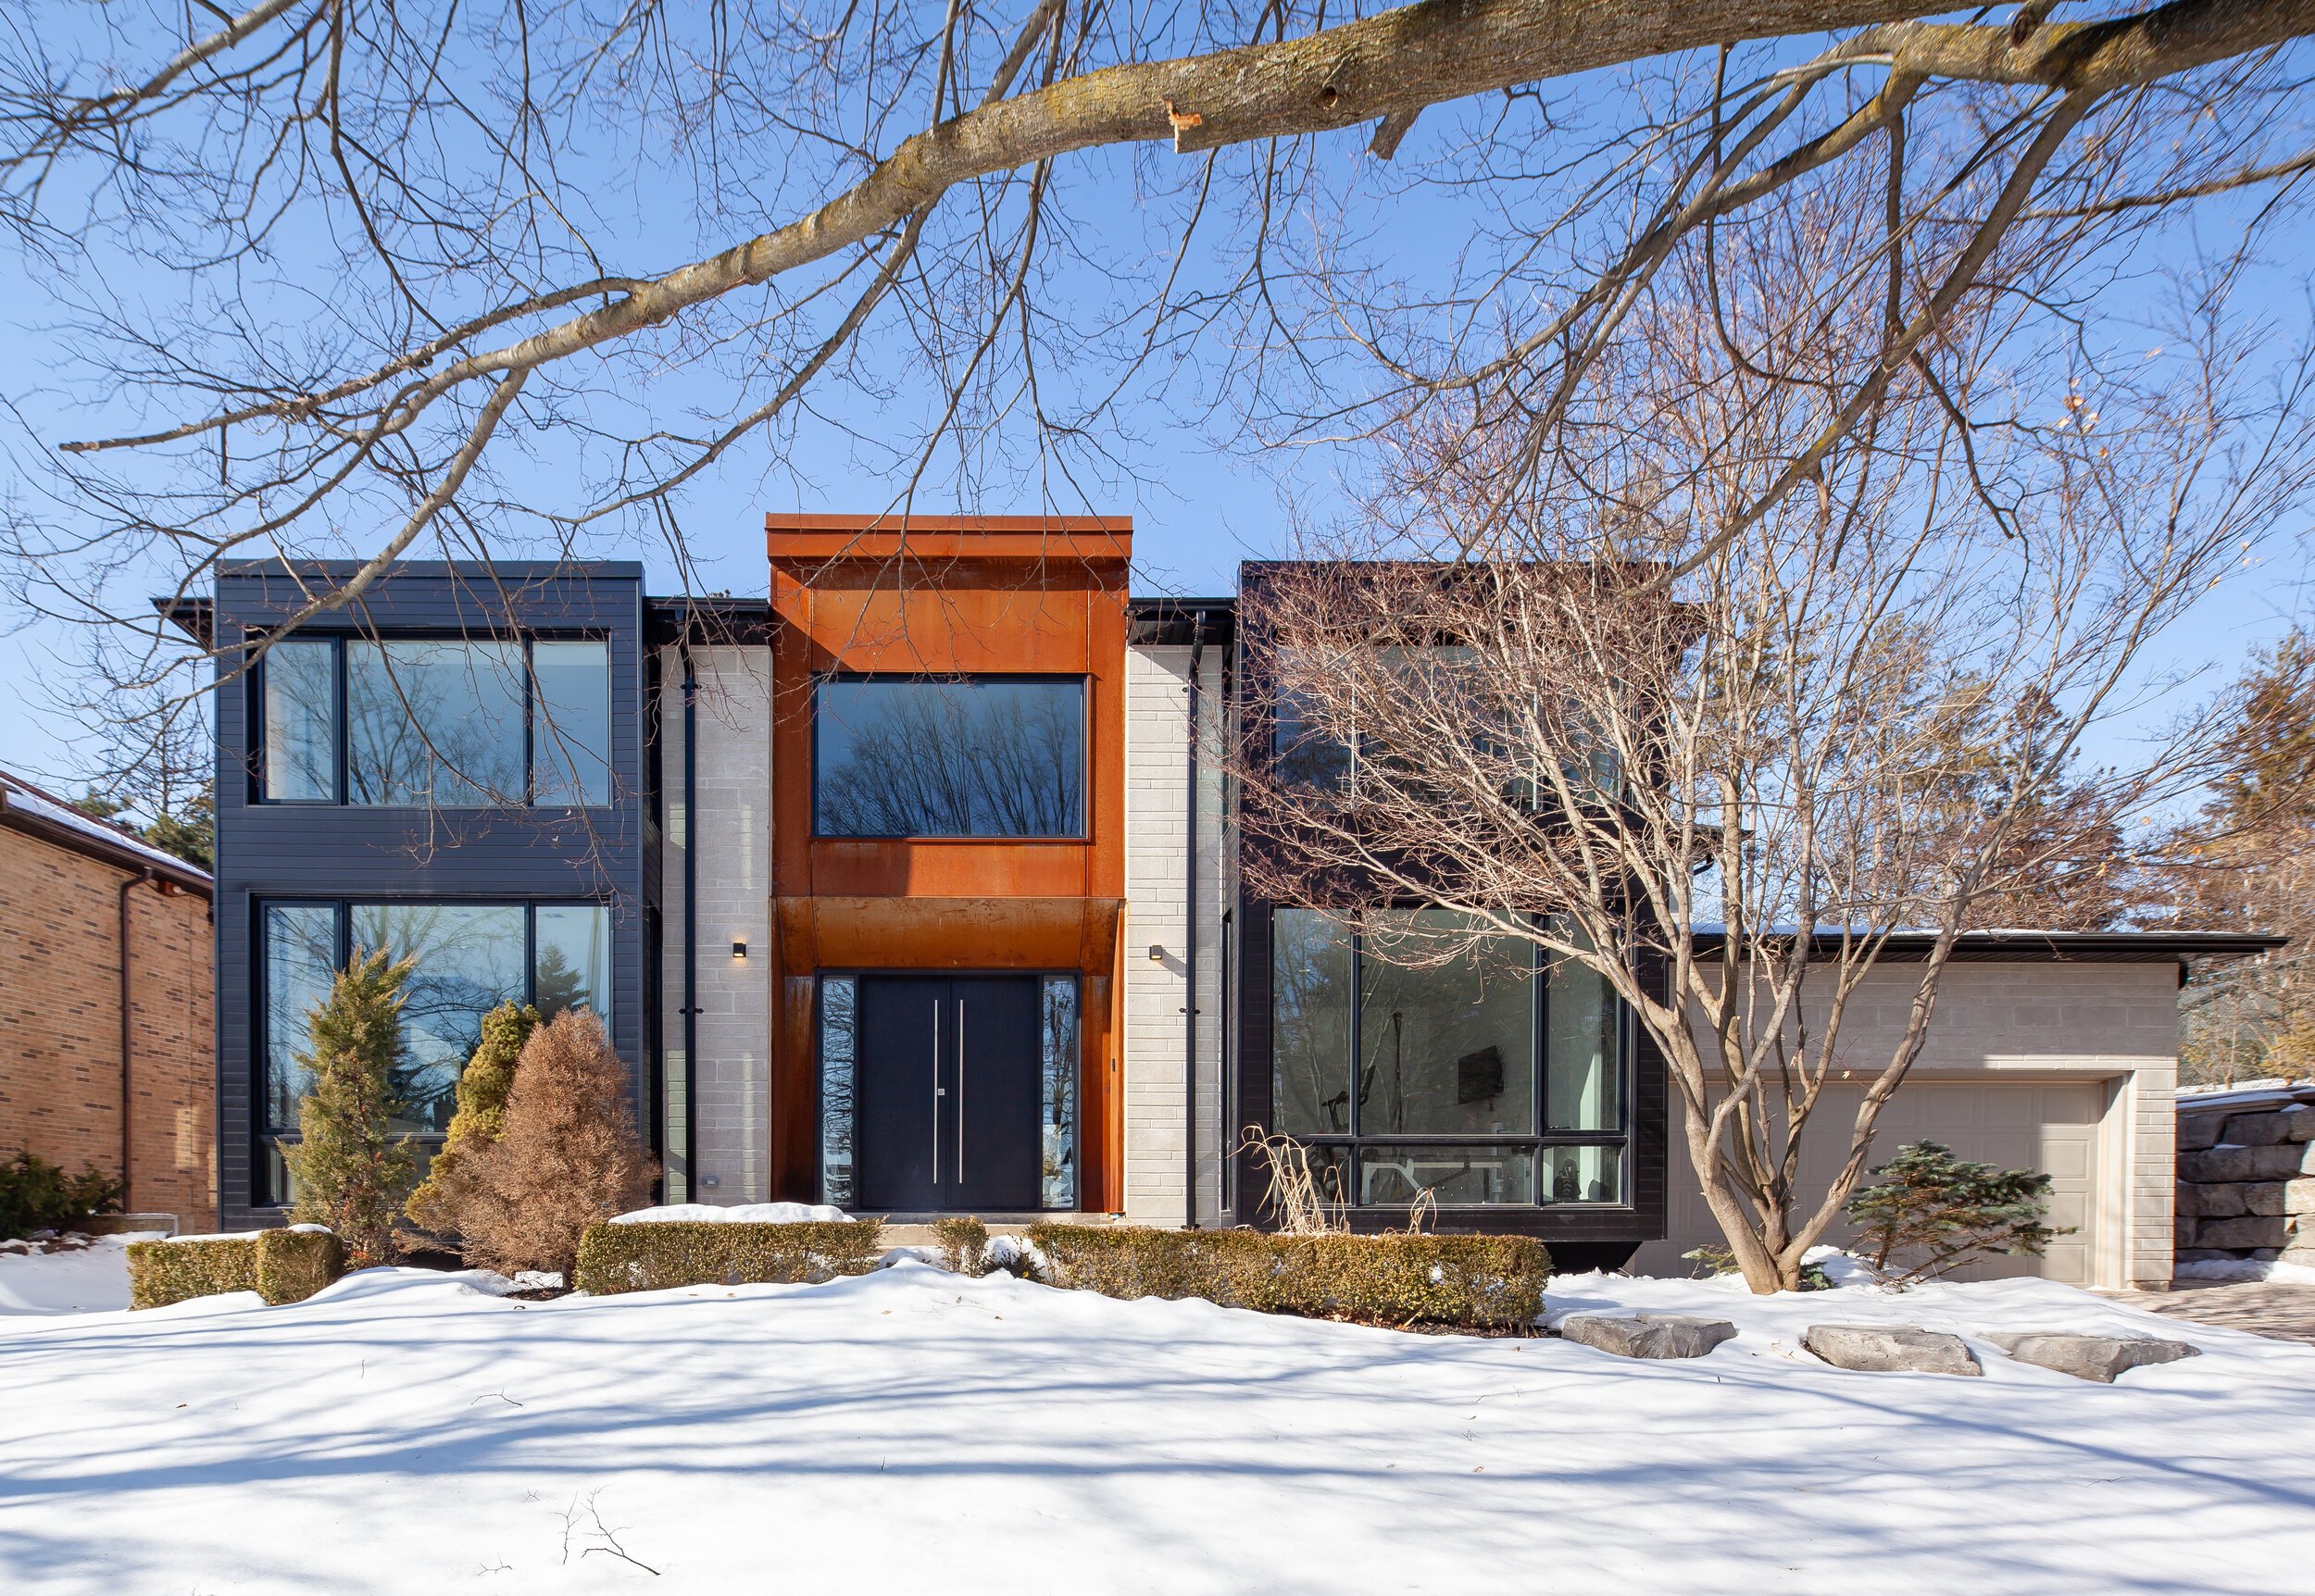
[0,768,210,884]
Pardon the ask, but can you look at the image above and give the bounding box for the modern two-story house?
[168,515,2278,1286]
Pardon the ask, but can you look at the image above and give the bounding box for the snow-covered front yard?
[3,1251,2313,1593]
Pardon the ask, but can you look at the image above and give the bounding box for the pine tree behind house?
[282,948,418,1267]
[404,1001,539,1239]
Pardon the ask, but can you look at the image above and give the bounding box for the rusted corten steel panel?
[765,516,1132,1210]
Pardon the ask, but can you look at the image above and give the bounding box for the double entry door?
[856,974,1045,1213]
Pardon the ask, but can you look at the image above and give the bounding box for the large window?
[814,676,1084,838]
[257,899,612,1203]
[1268,908,1626,1207]
[257,636,612,806]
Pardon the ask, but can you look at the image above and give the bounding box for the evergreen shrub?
[127,1228,345,1308]
[1846,1140,2066,1287]
[573,1219,886,1294]
[459,1008,657,1279]
[1026,1225,1550,1329]
[0,1150,125,1240]
[404,1001,538,1237]
[282,948,418,1266]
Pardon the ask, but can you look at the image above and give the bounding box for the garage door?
[1649,1079,2109,1286]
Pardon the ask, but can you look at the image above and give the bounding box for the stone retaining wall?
[2175,1084,2315,1268]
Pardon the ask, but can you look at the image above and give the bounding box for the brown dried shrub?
[459,1008,657,1281]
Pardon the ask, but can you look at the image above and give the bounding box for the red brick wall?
[0,829,216,1228]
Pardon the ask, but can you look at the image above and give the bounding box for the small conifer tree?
[461,1007,656,1280]
[404,1001,539,1237]
[282,948,418,1267]
[1846,1141,2066,1288]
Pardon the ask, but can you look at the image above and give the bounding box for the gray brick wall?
[1120,643,1226,1225]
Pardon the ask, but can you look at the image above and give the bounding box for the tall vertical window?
[818,978,857,1207]
[1268,907,1627,1208]
[813,676,1084,838]
[258,900,614,1202]
[257,637,614,806]
[261,641,338,801]
[532,641,613,805]
[1040,976,1079,1210]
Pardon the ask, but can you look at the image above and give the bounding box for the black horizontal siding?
[214,561,650,1228]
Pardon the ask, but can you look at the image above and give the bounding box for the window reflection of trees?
[815,680,1082,838]
[1271,911,1354,1136]
[351,903,527,1131]
[819,978,857,1206]
[347,641,527,806]
[1041,978,1078,1209]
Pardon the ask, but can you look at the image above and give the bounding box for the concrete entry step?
[877,1215,1124,1248]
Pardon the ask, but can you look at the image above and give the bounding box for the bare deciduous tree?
[0,0,2311,737]
[1232,187,2315,1291]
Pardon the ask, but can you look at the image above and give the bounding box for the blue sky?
[1,18,2309,804]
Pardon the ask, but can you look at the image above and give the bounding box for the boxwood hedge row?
[1024,1224,1550,1330]
[127,1228,345,1309]
[573,1219,885,1295]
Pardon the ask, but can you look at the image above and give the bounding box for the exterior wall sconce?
[731,940,748,960]
[1147,943,1165,963]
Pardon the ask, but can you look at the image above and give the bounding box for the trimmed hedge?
[931,1216,990,1275]
[1026,1225,1550,1330]
[127,1229,346,1309]
[573,1219,885,1295]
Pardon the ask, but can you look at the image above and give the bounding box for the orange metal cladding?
[766,514,1132,1209]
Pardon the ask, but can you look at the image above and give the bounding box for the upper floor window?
[257,636,612,806]
[1269,644,1621,807]
[813,676,1084,839]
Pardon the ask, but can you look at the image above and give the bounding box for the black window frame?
[249,632,614,809]
[1265,907,1634,1213]
[251,894,617,1208]
[808,671,1092,842]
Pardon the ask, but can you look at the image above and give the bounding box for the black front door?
[856,974,1045,1212]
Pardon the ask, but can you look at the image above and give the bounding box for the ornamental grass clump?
[404,1001,539,1238]
[459,1008,656,1281]
[1846,1140,2068,1288]
[282,948,417,1267]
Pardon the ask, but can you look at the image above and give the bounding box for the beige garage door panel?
[1658,1079,2109,1286]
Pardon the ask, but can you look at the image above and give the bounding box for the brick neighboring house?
[0,767,217,1229]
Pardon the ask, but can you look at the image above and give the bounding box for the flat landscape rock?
[1985,1332,2201,1384]
[1803,1323,1982,1376]
[1559,1313,1736,1360]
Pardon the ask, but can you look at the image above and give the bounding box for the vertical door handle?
[957,998,967,1183]
[931,998,941,1184]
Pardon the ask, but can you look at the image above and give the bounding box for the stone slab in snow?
[1985,1332,2200,1384]
[1803,1323,1983,1376]
[1559,1313,1737,1360]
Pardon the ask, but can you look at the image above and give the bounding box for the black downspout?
[682,636,699,1199]
[1184,628,1202,1228]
